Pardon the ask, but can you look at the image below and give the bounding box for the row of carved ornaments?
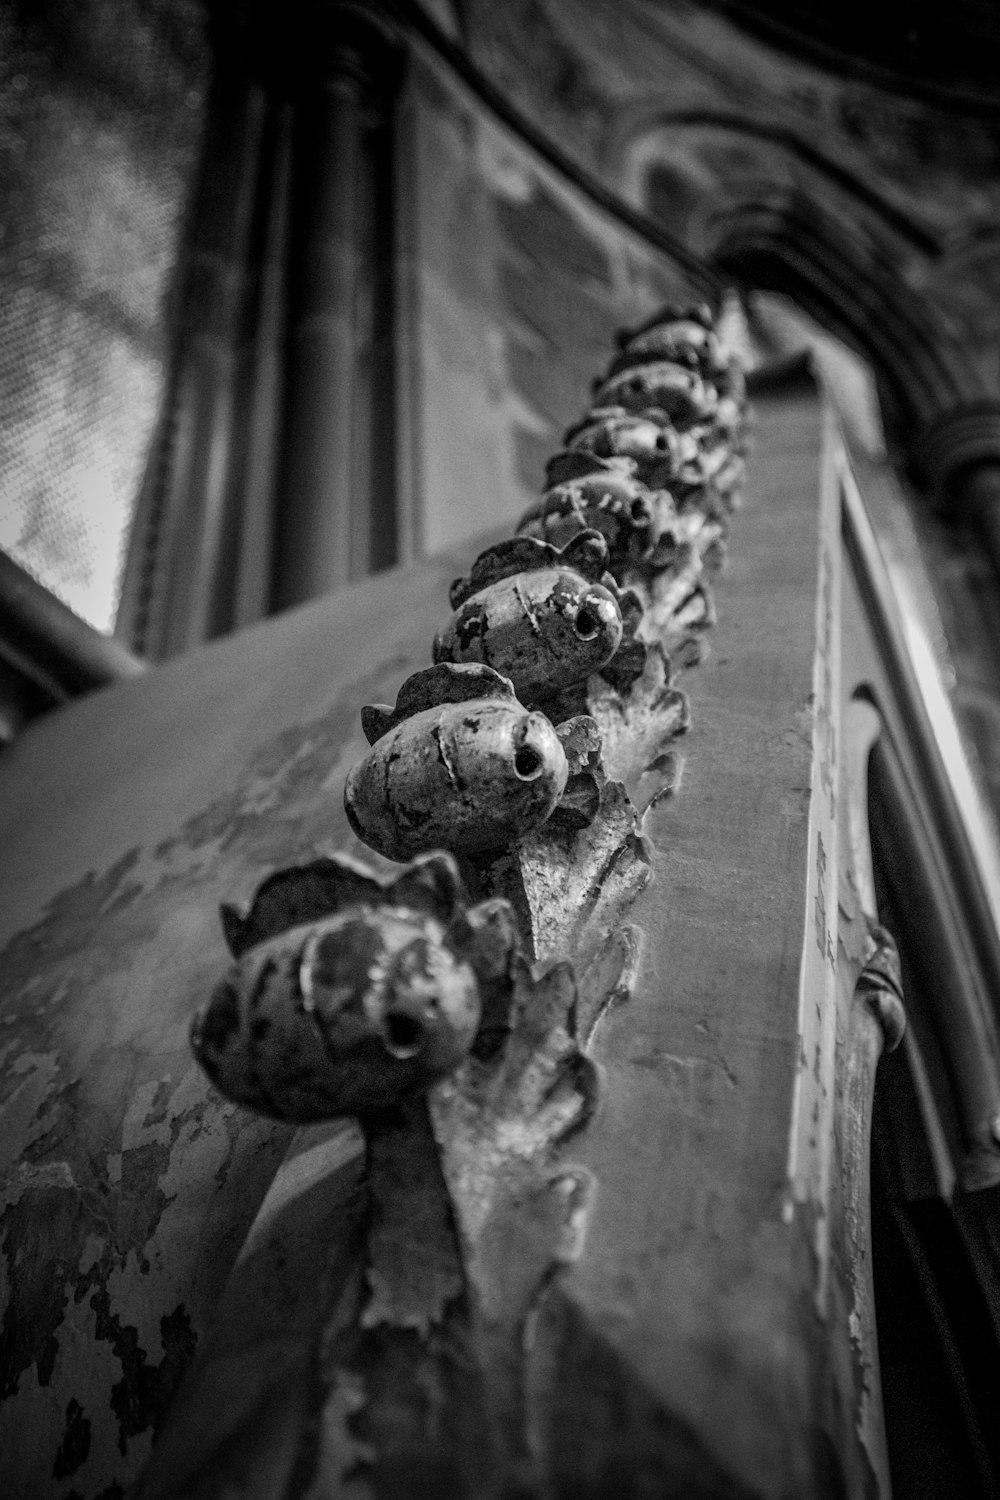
[189,306,751,1487]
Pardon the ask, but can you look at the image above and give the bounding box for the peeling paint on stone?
[0,659,424,1498]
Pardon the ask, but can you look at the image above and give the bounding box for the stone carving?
[195,293,749,1139]
[856,920,906,1050]
[606,306,728,380]
[561,408,684,485]
[434,530,626,705]
[593,359,717,427]
[191,850,520,1119]
[184,300,753,1497]
[564,302,749,527]
[345,662,570,859]
[519,455,674,576]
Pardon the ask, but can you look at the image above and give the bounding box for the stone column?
[272,0,401,611]
[117,10,273,660]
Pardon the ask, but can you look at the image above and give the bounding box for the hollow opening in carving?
[384,1011,424,1057]
[574,606,600,639]
[655,433,670,450]
[630,498,649,522]
[514,745,544,779]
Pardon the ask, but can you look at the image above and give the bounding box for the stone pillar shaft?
[273,2,400,611]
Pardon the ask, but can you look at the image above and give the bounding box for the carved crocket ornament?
[180,299,756,1499]
[191,851,520,1119]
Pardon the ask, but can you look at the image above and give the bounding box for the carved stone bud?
[562,407,682,481]
[519,455,677,575]
[191,852,520,1120]
[856,922,906,1051]
[609,318,727,381]
[592,361,717,428]
[345,664,569,860]
[434,532,625,706]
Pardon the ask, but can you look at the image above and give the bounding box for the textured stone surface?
[406,47,687,558]
[127,375,877,1500]
[1,356,892,1498]
[0,542,489,1499]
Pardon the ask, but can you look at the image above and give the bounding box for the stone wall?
[402,48,687,556]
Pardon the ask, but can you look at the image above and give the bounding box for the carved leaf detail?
[430,960,598,1323]
[361,662,517,744]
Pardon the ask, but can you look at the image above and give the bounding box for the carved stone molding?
[179,301,749,1494]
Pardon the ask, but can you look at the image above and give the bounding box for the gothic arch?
[615,114,993,447]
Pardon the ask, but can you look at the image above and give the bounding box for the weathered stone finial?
[345,663,571,860]
[434,531,626,706]
[191,851,520,1119]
